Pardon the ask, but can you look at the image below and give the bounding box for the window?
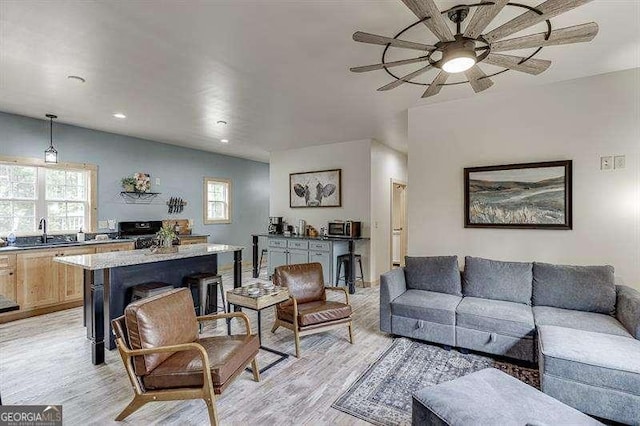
[204,177,231,224]
[0,158,96,235]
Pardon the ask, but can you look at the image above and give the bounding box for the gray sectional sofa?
[380,256,640,424]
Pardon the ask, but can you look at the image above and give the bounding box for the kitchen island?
[54,243,243,365]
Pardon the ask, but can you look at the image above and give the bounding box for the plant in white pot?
[154,225,178,252]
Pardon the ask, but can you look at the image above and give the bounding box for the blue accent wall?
[0,111,269,264]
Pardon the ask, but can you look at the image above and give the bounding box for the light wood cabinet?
[179,236,208,245]
[57,247,95,302]
[16,249,60,309]
[0,254,17,302]
[1,241,139,323]
[95,242,135,253]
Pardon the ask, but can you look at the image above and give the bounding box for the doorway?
[390,180,407,268]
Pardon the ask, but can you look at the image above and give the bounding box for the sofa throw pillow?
[532,262,616,315]
[404,256,461,296]
[463,257,533,305]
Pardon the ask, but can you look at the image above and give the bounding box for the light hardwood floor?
[0,267,391,425]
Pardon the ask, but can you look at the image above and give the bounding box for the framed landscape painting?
[290,169,341,208]
[464,160,572,229]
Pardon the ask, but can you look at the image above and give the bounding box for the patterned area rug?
[332,338,539,426]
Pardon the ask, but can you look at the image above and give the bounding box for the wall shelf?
[120,191,161,204]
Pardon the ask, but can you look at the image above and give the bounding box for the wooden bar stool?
[131,282,174,302]
[184,273,227,316]
[336,254,364,287]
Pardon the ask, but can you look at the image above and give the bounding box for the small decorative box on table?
[226,282,290,373]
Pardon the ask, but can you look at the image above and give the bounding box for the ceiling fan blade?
[422,70,449,98]
[463,0,510,39]
[378,65,433,91]
[483,53,551,75]
[464,65,494,93]
[353,31,436,51]
[351,56,429,73]
[490,22,598,52]
[400,0,455,42]
[484,0,594,43]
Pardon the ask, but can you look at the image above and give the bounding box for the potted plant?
[155,225,178,250]
[121,176,137,192]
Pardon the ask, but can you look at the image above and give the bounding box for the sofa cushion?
[125,288,198,376]
[278,300,352,326]
[463,256,533,305]
[412,368,602,426]
[533,306,631,338]
[532,263,616,314]
[538,325,640,396]
[391,289,461,325]
[404,256,461,295]
[143,334,260,390]
[456,297,535,338]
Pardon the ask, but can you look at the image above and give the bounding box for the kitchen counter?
[0,238,136,253]
[251,234,368,294]
[54,243,242,270]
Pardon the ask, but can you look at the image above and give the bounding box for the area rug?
[332,338,539,426]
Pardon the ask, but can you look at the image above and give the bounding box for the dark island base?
[84,251,242,365]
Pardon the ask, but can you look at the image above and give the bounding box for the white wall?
[370,141,408,282]
[269,139,372,280]
[408,68,640,291]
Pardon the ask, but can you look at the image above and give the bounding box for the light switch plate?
[600,156,613,170]
[98,220,108,229]
[614,155,626,169]
[155,178,161,185]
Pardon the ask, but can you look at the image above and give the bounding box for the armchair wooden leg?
[271,322,279,333]
[204,391,219,426]
[251,357,260,382]
[348,323,354,344]
[294,328,301,358]
[115,396,147,421]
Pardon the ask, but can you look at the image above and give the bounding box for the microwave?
[327,221,361,238]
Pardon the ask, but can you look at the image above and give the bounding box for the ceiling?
[0,0,638,162]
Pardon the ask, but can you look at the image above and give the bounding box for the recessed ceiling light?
[217,120,227,125]
[220,139,229,143]
[67,75,86,83]
[113,113,126,119]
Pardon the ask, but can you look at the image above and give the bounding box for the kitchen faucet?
[38,217,51,243]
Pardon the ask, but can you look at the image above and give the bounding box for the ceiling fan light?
[442,56,476,73]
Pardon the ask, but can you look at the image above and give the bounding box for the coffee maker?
[268,217,283,234]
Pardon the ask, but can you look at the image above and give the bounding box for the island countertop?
[53,243,244,270]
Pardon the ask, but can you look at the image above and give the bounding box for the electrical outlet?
[98,220,108,229]
[600,156,613,171]
[155,178,161,185]
[614,155,626,169]
[108,219,116,230]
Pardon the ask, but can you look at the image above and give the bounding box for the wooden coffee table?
[226,283,290,373]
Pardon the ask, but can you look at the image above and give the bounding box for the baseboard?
[0,300,83,324]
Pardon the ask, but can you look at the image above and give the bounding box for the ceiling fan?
[350,0,599,98]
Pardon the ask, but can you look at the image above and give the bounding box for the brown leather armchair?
[271,263,354,357]
[111,288,260,425]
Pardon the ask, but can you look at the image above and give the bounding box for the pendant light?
[44,113,58,163]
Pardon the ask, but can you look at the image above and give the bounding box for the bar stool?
[184,273,227,316]
[131,282,174,302]
[336,254,364,287]
[259,248,268,271]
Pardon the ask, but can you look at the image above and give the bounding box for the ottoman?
[412,368,601,426]
[537,325,640,425]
